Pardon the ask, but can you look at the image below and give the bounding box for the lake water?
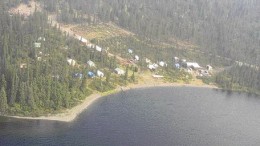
[0,87,260,146]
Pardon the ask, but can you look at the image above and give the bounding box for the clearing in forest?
[71,22,196,51]
[71,23,133,41]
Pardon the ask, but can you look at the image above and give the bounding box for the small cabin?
[20,63,27,69]
[148,63,159,70]
[206,65,213,71]
[97,70,104,77]
[115,68,125,75]
[145,58,151,64]
[80,37,88,44]
[37,57,42,61]
[174,57,179,62]
[87,60,95,67]
[96,46,102,52]
[128,49,133,54]
[34,42,41,48]
[184,62,202,69]
[67,59,76,67]
[77,36,88,44]
[38,37,46,42]
[87,43,95,49]
[134,55,140,61]
[159,61,167,67]
[198,70,210,77]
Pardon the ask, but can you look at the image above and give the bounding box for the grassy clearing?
[71,23,132,41]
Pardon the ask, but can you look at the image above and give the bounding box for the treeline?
[215,65,260,95]
[42,0,259,66]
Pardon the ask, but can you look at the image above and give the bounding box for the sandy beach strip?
[6,83,218,122]
[8,93,102,122]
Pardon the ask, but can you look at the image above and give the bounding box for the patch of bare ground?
[8,0,41,17]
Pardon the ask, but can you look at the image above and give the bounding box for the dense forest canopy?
[50,0,259,65]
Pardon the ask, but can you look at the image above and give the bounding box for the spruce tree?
[0,87,8,114]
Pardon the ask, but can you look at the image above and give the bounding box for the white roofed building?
[38,37,46,41]
[159,61,167,67]
[134,55,139,61]
[174,57,179,62]
[128,49,133,54]
[34,42,41,48]
[96,46,102,52]
[87,43,95,48]
[115,68,125,75]
[97,70,104,77]
[185,62,202,69]
[77,36,88,44]
[148,63,159,70]
[145,58,151,64]
[87,60,95,67]
[206,65,213,71]
[67,59,76,67]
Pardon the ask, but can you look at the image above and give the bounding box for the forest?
[0,3,88,116]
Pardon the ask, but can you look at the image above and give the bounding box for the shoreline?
[5,83,218,122]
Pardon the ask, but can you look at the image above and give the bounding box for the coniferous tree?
[0,87,8,114]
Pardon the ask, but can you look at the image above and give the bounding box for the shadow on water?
[213,88,260,99]
[0,117,71,137]
[213,88,233,96]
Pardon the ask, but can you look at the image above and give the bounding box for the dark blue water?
[1,87,260,146]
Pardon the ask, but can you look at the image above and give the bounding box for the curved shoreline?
[5,83,218,122]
